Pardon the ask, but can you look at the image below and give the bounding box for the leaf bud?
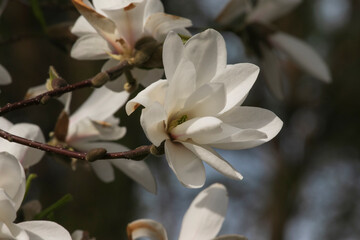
[85,148,107,162]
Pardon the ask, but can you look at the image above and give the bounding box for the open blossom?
[0,151,72,240]
[0,117,45,169]
[127,29,282,188]
[217,0,331,99]
[71,0,192,92]
[127,183,247,240]
[57,87,156,193]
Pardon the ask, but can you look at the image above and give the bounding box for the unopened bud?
[91,72,110,88]
[52,78,68,89]
[150,144,164,156]
[133,36,163,68]
[85,148,107,162]
[40,95,51,104]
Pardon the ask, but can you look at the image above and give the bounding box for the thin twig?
[0,129,152,161]
[0,61,130,116]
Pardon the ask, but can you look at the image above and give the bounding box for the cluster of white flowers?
[0,0,332,239]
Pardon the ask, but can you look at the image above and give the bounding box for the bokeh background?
[0,0,359,239]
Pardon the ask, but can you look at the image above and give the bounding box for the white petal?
[182,83,226,118]
[247,0,302,23]
[184,29,227,87]
[90,160,115,183]
[93,0,143,11]
[259,43,284,99]
[0,64,11,85]
[71,16,96,37]
[269,32,331,82]
[170,117,223,143]
[0,222,28,240]
[80,141,156,193]
[182,143,243,180]
[143,0,164,19]
[214,106,283,149]
[140,102,168,146]
[71,33,111,60]
[0,152,26,210]
[70,86,129,126]
[178,183,228,240]
[214,235,248,240]
[212,63,259,114]
[104,59,164,92]
[18,221,72,240]
[127,219,168,240]
[0,123,45,169]
[216,0,252,25]
[165,140,205,188]
[0,189,17,222]
[165,58,196,118]
[0,117,13,130]
[126,80,168,115]
[145,12,192,42]
[162,31,185,81]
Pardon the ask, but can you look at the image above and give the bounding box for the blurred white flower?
[60,87,156,193]
[0,151,72,240]
[127,29,282,188]
[0,117,45,169]
[72,230,95,240]
[127,183,247,240]
[70,0,192,91]
[0,64,11,86]
[217,0,331,99]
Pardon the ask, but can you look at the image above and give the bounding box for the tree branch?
[0,60,130,116]
[0,128,152,161]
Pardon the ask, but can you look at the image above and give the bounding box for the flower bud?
[85,148,107,162]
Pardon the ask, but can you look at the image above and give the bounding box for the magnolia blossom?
[127,183,247,240]
[0,117,45,169]
[71,0,192,91]
[127,29,282,188]
[60,87,156,193]
[0,151,72,240]
[217,0,331,99]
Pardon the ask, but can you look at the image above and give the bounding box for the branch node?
[91,72,111,88]
[150,143,164,156]
[85,148,107,162]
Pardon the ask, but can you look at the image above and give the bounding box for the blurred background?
[0,0,359,239]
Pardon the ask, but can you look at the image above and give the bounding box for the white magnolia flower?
[0,117,45,169]
[0,64,11,85]
[127,183,247,240]
[217,0,331,99]
[61,87,156,193]
[127,29,283,188]
[0,151,72,240]
[71,0,192,92]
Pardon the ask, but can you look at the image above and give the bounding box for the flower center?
[168,115,188,132]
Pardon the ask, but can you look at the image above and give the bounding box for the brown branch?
[0,60,130,116]
[0,129,152,161]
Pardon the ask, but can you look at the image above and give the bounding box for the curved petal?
[0,222,29,240]
[212,63,259,114]
[269,32,331,82]
[17,221,72,240]
[246,0,302,23]
[178,183,228,240]
[93,0,143,11]
[79,141,157,193]
[184,29,227,87]
[259,43,284,99]
[165,140,205,188]
[71,16,96,37]
[0,117,13,130]
[145,12,192,42]
[71,33,111,60]
[182,83,226,118]
[126,80,168,115]
[214,106,283,149]
[1,123,45,169]
[104,59,164,92]
[140,102,168,146]
[143,0,164,19]
[0,189,17,223]
[0,152,26,210]
[127,219,168,240]
[0,64,11,85]
[162,31,185,81]
[70,86,129,126]
[182,143,243,180]
[90,160,115,183]
[216,0,252,25]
